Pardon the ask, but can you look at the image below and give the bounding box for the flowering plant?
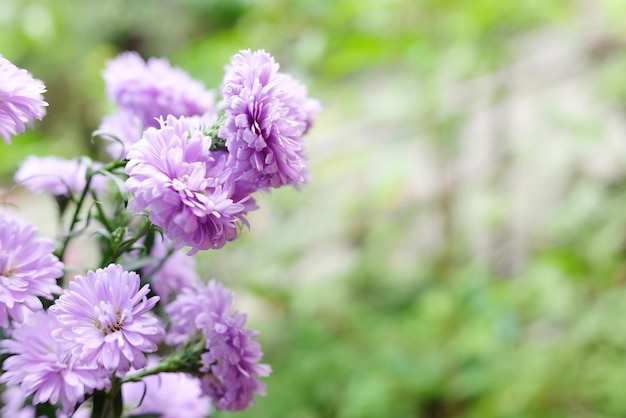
[0,49,319,418]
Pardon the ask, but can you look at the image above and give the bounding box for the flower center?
[0,267,15,278]
[0,255,16,278]
[93,303,124,335]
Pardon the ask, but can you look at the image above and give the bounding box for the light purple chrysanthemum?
[14,155,108,197]
[0,386,36,418]
[0,213,63,327]
[50,264,164,377]
[99,51,215,158]
[123,356,212,418]
[97,110,144,159]
[125,114,255,254]
[142,234,202,302]
[1,385,91,418]
[218,49,319,189]
[164,285,206,346]
[0,55,47,144]
[166,280,271,411]
[274,72,321,134]
[0,310,109,414]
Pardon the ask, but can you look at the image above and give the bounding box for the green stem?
[91,376,124,418]
[112,376,124,418]
[122,361,179,383]
[99,218,153,267]
[100,159,128,172]
[91,390,105,418]
[91,190,114,232]
[122,339,206,383]
[55,169,94,261]
[140,246,175,285]
[117,218,153,257]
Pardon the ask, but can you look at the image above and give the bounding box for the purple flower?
[123,356,212,418]
[218,49,319,189]
[0,386,36,418]
[14,156,109,197]
[97,110,144,159]
[164,285,206,346]
[166,280,271,411]
[99,51,215,157]
[274,72,321,134]
[125,114,255,254]
[143,234,202,302]
[0,213,63,327]
[1,384,91,418]
[0,310,108,414]
[0,55,47,144]
[50,264,164,376]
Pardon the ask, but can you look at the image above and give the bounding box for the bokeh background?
[4,0,626,417]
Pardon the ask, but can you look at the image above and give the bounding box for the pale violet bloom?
[99,51,215,158]
[125,115,255,254]
[166,280,271,411]
[0,213,63,327]
[14,156,109,197]
[50,264,164,377]
[0,55,47,144]
[0,311,108,414]
[219,49,320,189]
[1,384,91,418]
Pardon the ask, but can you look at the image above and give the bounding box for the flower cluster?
[0,50,317,417]
[166,280,271,411]
[0,310,109,415]
[125,114,254,254]
[99,51,215,158]
[219,49,320,189]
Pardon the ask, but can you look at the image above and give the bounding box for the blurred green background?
[5,0,626,417]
